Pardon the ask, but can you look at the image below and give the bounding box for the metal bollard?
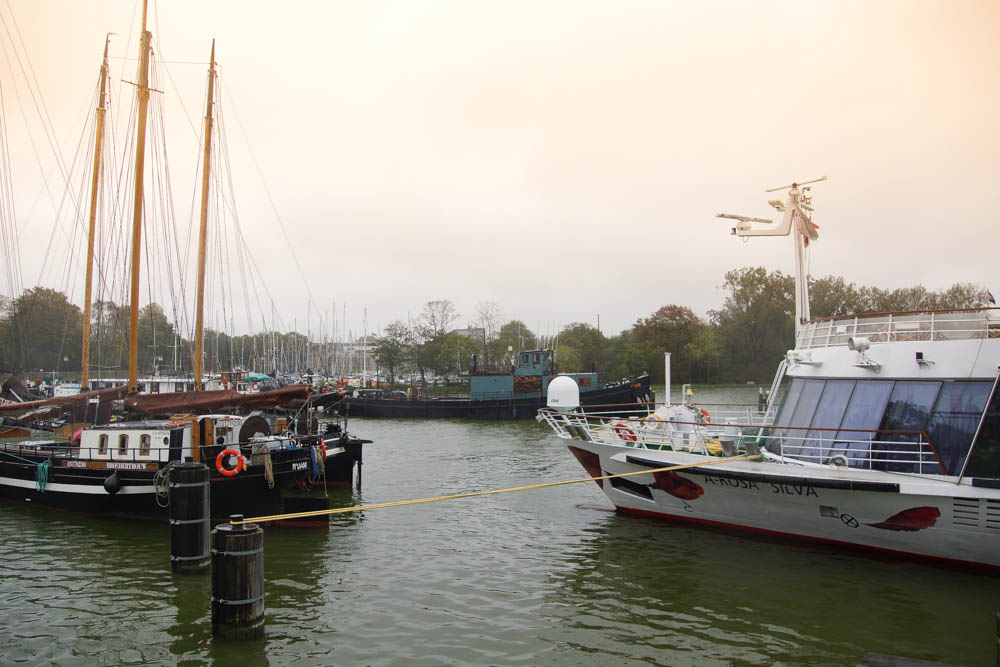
[169,461,211,573]
[211,515,265,639]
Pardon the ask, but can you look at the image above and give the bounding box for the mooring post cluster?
[168,462,265,640]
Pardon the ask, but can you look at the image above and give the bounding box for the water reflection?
[546,510,998,665]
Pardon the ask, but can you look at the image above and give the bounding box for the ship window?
[877,381,941,471]
[118,434,129,455]
[98,434,109,455]
[139,434,151,456]
[963,381,1000,479]
[831,380,893,466]
[775,379,824,456]
[926,381,992,475]
[800,380,855,462]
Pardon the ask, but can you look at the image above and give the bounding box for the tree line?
[372,271,989,384]
[0,270,989,384]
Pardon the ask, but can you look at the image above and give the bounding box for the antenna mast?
[717,176,826,341]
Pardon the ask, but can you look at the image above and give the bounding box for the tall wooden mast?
[127,0,152,393]
[193,41,216,391]
[80,35,111,390]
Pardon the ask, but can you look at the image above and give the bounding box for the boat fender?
[830,454,849,468]
[321,442,327,460]
[103,470,122,495]
[71,427,84,445]
[612,422,637,443]
[216,448,246,477]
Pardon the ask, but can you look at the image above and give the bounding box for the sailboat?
[0,3,350,521]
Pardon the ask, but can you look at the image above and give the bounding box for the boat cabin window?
[833,381,893,465]
[927,381,993,475]
[877,382,941,471]
[963,381,1000,479]
[773,378,992,473]
[139,434,151,456]
[117,434,128,455]
[98,434,109,455]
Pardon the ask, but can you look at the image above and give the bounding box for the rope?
[35,460,49,493]
[234,454,762,525]
[263,447,274,489]
[154,462,174,507]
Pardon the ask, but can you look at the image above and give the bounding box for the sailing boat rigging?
[0,2,363,520]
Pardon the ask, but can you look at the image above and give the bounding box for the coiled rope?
[154,462,174,507]
[233,453,762,525]
[36,461,50,493]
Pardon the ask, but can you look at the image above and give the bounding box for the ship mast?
[717,176,825,341]
[80,35,111,390]
[193,41,216,391]
[127,0,152,394]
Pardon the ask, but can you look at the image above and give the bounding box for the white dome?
[547,375,580,412]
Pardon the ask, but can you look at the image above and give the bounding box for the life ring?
[697,408,711,423]
[642,413,663,429]
[829,454,849,467]
[216,448,246,477]
[251,382,260,391]
[612,422,637,442]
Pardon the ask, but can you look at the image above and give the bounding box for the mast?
[81,35,111,390]
[127,0,152,393]
[717,176,825,342]
[194,41,216,391]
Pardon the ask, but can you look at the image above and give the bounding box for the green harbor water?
[1,388,997,665]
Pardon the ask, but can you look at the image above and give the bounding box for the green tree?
[630,305,703,383]
[373,320,413,383]
[554,323,604,373]
[711,267,794,383]
[0,287,83,373]
[492,320,537,367]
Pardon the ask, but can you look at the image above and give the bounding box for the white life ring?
[830,454,849,467]
[251,382,260,391]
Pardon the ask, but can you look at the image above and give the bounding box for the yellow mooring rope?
[233,453,762,525]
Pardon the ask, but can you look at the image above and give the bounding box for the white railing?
[538,408,947,475]
[797,308,1000,350]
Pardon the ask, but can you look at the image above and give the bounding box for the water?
[1,392,997,665]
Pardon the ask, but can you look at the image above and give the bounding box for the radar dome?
[547,375,580,412]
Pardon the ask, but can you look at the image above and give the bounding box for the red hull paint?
[614,504,1000,572]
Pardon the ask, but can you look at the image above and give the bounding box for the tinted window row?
[773,378,993,475]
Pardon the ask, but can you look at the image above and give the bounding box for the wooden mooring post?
[169,461,210,573]
[211,515,265,640]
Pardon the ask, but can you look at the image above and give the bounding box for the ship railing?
[537,409,948,475]
[797,307,1000,350]
[0,436,315,464]
[689,403,771,427]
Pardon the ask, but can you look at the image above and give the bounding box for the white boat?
[539,178,1000,569]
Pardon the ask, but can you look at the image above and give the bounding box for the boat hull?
[341,377,651,419]
[570,441,1000,568]
[0,447,324,523]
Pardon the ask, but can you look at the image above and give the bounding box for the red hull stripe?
[615,505,999,571]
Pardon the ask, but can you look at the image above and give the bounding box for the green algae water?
[1,395,997,665]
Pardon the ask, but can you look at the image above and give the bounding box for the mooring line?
[233,453,762,525]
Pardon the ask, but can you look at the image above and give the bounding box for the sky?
[2,0,998,342]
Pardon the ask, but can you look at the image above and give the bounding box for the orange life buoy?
[251,382,260,391]
[216,448,246,477]
[612,422,637,442]
[698,408,711,423]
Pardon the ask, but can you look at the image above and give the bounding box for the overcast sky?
[3,0,998,341]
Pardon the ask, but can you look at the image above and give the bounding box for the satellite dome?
[547,375,580,412]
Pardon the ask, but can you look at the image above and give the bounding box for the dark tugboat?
[339,348,652,419]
